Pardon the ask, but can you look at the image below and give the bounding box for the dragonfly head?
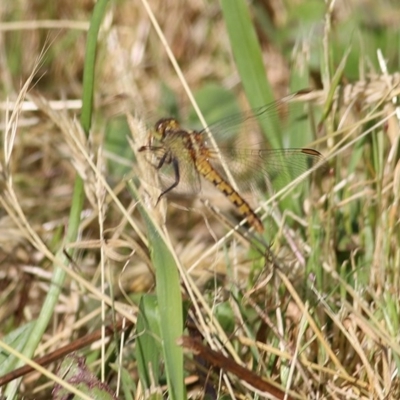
[154,118,180,140]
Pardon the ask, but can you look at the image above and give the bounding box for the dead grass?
[0,0,400,399]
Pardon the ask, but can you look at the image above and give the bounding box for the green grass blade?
[0,323,34,376]
[220,0,281,148]
[135,295,162,390]
[81,0,110,134]
[128,181,185,400]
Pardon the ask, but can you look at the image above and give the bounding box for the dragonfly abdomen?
[194,157,264,233]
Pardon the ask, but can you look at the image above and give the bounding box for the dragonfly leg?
[156,150,169,169]
[156,157,180,205]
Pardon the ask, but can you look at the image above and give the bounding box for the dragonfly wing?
[199,96,289,138]
[209,147,324,194]
[139,145,202,197]
[197,93,312,143]
[157,155,202,196]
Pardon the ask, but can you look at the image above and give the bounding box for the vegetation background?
[0,0,399,398]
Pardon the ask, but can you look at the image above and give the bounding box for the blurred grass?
[0,0,400,398]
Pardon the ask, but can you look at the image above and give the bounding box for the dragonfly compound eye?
[155,118,181,135]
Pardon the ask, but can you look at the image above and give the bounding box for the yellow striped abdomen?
[194,158,264,233]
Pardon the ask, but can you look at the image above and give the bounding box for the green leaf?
[128,182,185,400]
[0,322,34,375]
[135,295,162,390]
[220,0,281,147]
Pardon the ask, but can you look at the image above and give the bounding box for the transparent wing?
[159,156,202,195]
[191,94,324,193]
[194,92,312,142]
[209,147,324,194]
[139,144,202,196]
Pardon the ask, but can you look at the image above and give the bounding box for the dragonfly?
[138,97,324,233]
